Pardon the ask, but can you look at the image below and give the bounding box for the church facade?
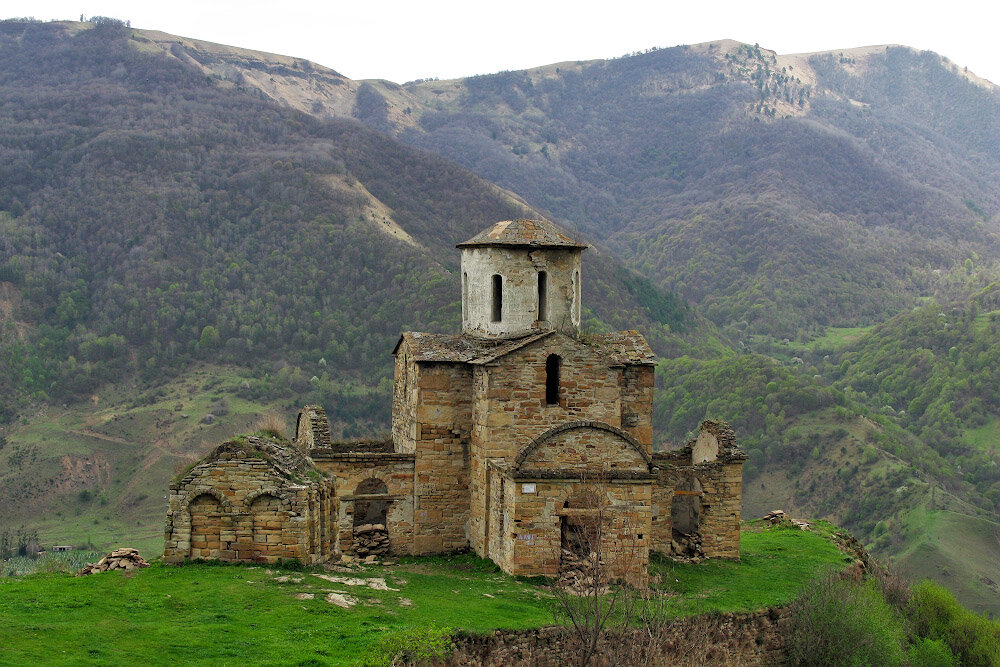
[164,220,744,579]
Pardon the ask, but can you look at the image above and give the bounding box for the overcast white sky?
[6,1,999,85]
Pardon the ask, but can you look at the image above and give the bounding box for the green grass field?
[803,325,875,351]
[960,416,1000,455]
[0,524,847,666]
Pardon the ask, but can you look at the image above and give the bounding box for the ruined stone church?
[164,220,745,579]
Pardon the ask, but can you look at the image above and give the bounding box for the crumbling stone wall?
[650,421,745,560]
[442,607,790,666]
[164,437,333,564]
[295,406,332,449]
[310,451,415,557]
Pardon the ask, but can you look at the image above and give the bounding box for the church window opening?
[491,274,503,322]
[462,272,468,322]
[546,354,561,405]
[537,271,548,321]
[572,270,581,322]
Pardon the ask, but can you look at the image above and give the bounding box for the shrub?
[909,579,1000,666]
[907,637,956,666]
[253,413,287,441]
[786,573,906,666]
[361,626,453,667]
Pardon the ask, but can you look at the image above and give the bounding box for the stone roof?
[456,219,588,249]
[394,329,654,366]
[585,331,656,366]
[394,331,552,363]
[192,436,322,483]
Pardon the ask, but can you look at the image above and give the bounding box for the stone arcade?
[164,220,745,579]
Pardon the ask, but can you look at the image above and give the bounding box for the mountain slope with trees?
[0,18,699,422]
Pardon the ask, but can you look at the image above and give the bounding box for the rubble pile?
[353,524,390,558]
[763,509,810,530]
[669,531,705,562]
[77,548,150,575]
[558,548,608,594]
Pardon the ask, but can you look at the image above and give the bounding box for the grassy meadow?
[0,524,848,666]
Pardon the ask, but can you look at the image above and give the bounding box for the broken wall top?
[653,420,746,466]
[295,405,332,449]
[173,435,323,488]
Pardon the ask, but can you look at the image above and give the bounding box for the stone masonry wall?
[392,343,418,453]
[620,365,654,451]
[461,245,583,338]
[649,459,674,552]
[697,460,743,559]
[651,448,744,559]
[310,452,415,557]
[469,333,628,555]
[498,477,651,581]
[164,450,332,564]
[517,424,649,475]
[411,360,474,554]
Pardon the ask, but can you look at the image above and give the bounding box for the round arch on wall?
[245,488,288,507]
[180,487,233,514]
[354,477,389,496]
[513,420,652,471]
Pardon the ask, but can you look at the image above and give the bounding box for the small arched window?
[491,274,503,322]
[537,271,548,321]
[545,354,561,405]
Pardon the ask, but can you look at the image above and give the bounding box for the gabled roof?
[456,219,588,249]
[394,330,655,366]
[393,331,552,363]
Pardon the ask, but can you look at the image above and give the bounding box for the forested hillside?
[0,19,696,426]
[365,43,1000,340]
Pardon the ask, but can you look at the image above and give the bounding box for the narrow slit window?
[537,271,548,321]
[546,354,561,405]
[491,274,503,322]
[573,270,581,322]
[462,272,468,322]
